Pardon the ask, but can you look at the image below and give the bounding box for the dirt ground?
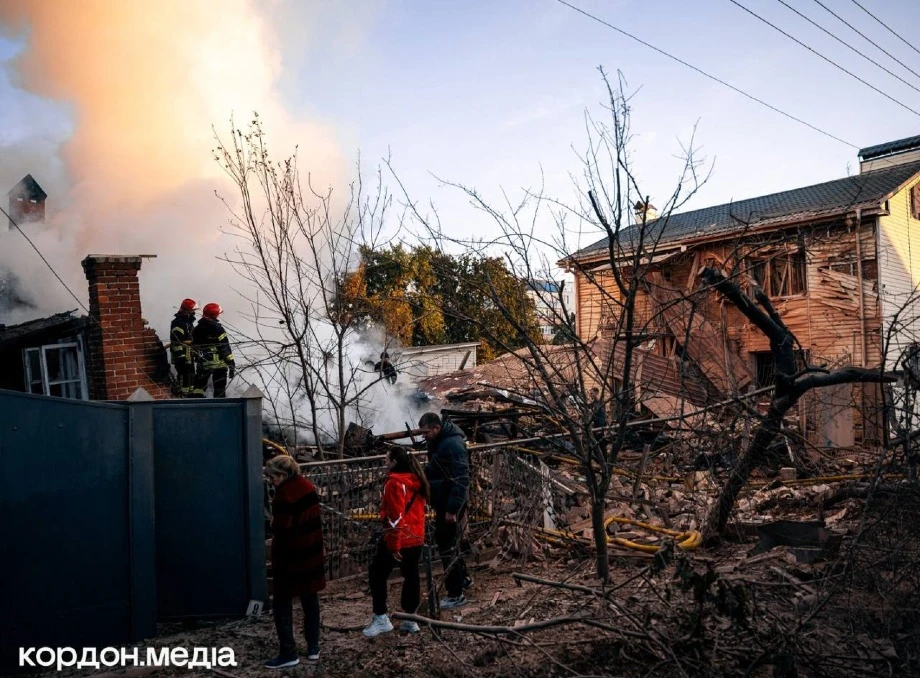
[45,554,661,678]
[156,558,620,678]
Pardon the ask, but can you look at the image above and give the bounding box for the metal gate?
[0,388,265,668]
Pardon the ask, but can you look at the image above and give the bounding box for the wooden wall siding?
[646,281,753,395]
[878,184,920,369]
[575,222,882,379]
[717,225,881,369]
[594,336,713,407]
[576,269,614,340]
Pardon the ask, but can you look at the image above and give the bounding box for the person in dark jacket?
[363,447,430,637]
[265,455,326,669]
[191,302,235,397]
[169,298,198,396]
[373,351,398,384]
[419,412,470,609]
[589,387,607,428]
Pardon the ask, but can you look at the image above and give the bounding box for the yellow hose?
[348,511,436,521]
[532,516,702,554]
[604,515,702,552]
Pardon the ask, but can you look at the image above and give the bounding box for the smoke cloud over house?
[0,0,341,334]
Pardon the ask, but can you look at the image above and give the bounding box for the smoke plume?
[0,1,430,439]
[0,0,341,335]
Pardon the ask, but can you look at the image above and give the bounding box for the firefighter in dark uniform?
[169,298,198,396]
[192,302,235,397]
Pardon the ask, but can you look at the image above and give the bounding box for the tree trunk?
[591,495,610,582]
[702,406,787,540]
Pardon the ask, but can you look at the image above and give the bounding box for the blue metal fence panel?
[0,389,153,666]
[152,400,264,619]
[0,388,265,668]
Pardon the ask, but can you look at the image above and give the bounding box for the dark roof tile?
[571,160,920,259]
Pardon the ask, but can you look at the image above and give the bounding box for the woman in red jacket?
[363,447,430,637]
[264,455,326,669]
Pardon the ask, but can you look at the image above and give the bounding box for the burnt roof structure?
[0,311,85,350]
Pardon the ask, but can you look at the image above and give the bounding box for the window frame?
[747,249,807,298]
[22,340,89,400]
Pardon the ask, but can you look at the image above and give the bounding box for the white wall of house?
[394,342,479,382]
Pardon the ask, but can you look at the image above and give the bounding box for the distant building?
[8,174,47,228]
[392,341,479,382]
[525,278,575,341]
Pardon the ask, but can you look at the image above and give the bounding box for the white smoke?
[0,0,435,439]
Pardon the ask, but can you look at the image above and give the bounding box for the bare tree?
[213,116,394,457]
[392,70,708,580]
[699,264,905,539]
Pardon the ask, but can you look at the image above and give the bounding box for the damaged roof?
[571,160,920,260]
[420,339,712,408]
[0,311,85,350]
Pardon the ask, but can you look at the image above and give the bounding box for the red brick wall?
[82,255,172,400]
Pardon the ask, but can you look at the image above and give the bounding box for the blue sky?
[265,0,920,248]
[3,0,920,318]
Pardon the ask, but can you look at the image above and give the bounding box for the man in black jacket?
[192,302,236,398]
[419,412,471,609]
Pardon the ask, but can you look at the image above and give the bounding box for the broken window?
[747,249,807,297]
[827,254,877,282]
[23,341,88,400]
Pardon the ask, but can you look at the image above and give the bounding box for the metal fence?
[301,446,577,581]
[0,388,265,669]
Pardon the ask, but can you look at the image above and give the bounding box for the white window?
[23,341,88,399]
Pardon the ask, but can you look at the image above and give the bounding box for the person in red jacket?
[362,447,430,637]
[264,455,326,669]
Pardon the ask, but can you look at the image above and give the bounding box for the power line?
[554,0,858,149]
[845,0,920,70]
[1,203,175,397]
[774,0,920,96]
[0,204,91,316]
[729,0,920,119]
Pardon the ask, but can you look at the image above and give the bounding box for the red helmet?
[202,302,222,319]
[179,298,198,312]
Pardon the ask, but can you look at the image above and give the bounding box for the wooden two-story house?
[566,135,920,448]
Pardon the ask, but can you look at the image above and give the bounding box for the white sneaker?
[440,595,468,609]
[362,614,393,637]
[399,620,421,633]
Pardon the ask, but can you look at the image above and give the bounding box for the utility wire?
[0,204,91,315]
[843,0,920,73]
[775,0,920,96]
[555,0,858,149]
[729,0,920,119]
[1,203,175,397]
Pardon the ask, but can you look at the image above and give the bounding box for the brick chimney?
[81,255,171,400]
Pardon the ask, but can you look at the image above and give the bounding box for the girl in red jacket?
[363,447,430,637]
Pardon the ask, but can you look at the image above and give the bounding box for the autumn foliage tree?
[340,243,541,360]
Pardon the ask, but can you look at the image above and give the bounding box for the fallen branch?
[392,611,651,641]
[391,611,586,634]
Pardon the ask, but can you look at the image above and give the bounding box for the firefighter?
[373,351,398,384]
[169,298,198,396]
[192,302,235,397]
